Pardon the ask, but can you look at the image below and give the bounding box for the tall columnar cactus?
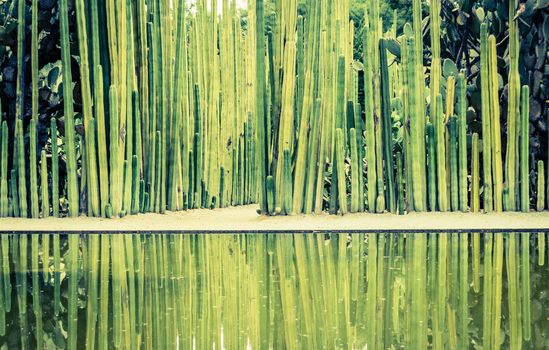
[255,0,268,214]
[457,73,468,212]
[434,94,448,211]
[506,0,520,212]
[449,115,458,211]
[350,128,359,213]
[480,24,493,213]
[427,122,437,211]
[471,133,480,213]
[0,121,7,217]
[40,150,49,218]
[59,0,79,217]
[488,35,503,212]
[364,21,377,213]
[407,36,425,211]
[16,120,27,218]
[50,119,59,217]
[30,120,39,218]
[15,0,25,124]
[520,85,530,212]
[537,161,545,212]
[335,128,347,215]
[380,39,395,213]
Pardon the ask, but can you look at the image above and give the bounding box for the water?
[0,233,546,349]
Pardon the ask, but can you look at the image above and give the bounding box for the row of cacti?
[0,0,546,218]
[0,0,262,218]
[264,0,546,215]
[0,232,545,349]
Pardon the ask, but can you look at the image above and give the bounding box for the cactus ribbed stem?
[434,94,448,211]
[335,128,347,214]
[30,120,39,218]
[40,150,49,218]
[0,121,7,217]
[488,36,503,212]
[350,128,359,213]
[59,0,79,217]
[427,122,437,211]
[480,24,493,213]
[472,133,480,213]
[537,161,545,211]
[16,120,27,218]
[457,73,468,212]
[520,86,530,212]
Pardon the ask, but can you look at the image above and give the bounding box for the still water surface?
[0,232,546,349]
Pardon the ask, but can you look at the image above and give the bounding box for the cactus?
[364,23,377,213]
[434,94,448,211]
[520,85,530,212]
[255,0,268,214]
[94,65,109,217]
[50,119,59,217]
[488,35,503,212]
[335,129,347,215]
[397,152,405,215]
[480,24,493,213]
[283,149,292,215]
[350,128,359,213]
[449,115,458,211]
[537,161,545,212]
[380,39,396,213]
[59,0,79,217]
[427,122,437,211]
[0,121,7,217]
[471,133,480,213]
[457,73,468,212]
[40,150,49,218]
[16,120,27,218]
[30,120,39,218]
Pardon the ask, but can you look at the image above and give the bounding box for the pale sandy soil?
[1,205,548,232]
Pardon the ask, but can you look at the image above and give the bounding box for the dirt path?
[1,205,548,232]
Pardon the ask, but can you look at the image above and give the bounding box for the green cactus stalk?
[449,115,458,211]
[40,150,49,218]
[304,99,322,214]
[397,152,405,215]
[30,120,39,218]
[255,0,268,214]
[434,94,448,211]
[16,120,27,218]
[472,133,480,213]
[506,0,520,211]
[350,128,359,213]
[50,119,59,217]
[520,85,530,212]
[283,149,292,215]
[488,35,503,212]
[266,175,275,215]
[408,36,425,212]
[457,73,468,212]
[480,23,493,213]
[10,169,19,217]
[364,23,377,213]
[537,161,545,211]
[0,121,7,217]
[59,0,79,217]
[354,104,365,212]
[336,128,347,215]
[380,39,396,213]
[94,65,109,217]
[132,155,140,215]
[15,0,25,126]
[427,122,437,211]
[109,86,121,216]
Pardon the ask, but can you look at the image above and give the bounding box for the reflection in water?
[0,233,546,349]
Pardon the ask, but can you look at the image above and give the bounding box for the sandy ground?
[1,205,549,232]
